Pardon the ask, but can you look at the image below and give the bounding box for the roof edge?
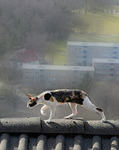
[0,118,119,135]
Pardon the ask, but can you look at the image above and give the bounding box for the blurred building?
[22,64,94,90]
[93,58,119,81]
[10,49,39,70]
[21,42,119,89]
[67,42,119,66]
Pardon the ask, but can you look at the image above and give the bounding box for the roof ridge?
[0,118,118,135]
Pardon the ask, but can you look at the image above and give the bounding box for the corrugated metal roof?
[0,118,119,150]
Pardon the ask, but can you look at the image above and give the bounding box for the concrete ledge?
[0,118,119,135]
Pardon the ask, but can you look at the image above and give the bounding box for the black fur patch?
[44,93,51,100]
[35,97,39,101]
[51,89,84,105]
[29,101,37,107]
[96,107,102,112]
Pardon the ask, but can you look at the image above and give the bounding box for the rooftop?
[93,58,119,64]
[0,118,119,150]
[67,41,119,47]
[19,50,39,63]
[22,64,94,71]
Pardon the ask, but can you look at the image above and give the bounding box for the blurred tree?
[79,72,93,93]
[88,0,113,13]
[0,0,88,56]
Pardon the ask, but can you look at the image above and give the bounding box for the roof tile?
[18,134,28,150]
[92,136,101,150]
[37,135,47,150]
[74,135,83,150]
[0,134,9,150]
[84,120,119,135]
[111,136,119,150]
[0,118,119,149]
[55,135,65,150]
[41,119,84,134]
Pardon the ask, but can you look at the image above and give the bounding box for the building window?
[113,51,117,54]
[83,55,87,58]
[83,50,87,53]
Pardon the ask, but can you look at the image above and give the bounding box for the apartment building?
[21,42,119,90]
[93,58,119,81]
[67,42,119,66]
[22,64,94,90]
